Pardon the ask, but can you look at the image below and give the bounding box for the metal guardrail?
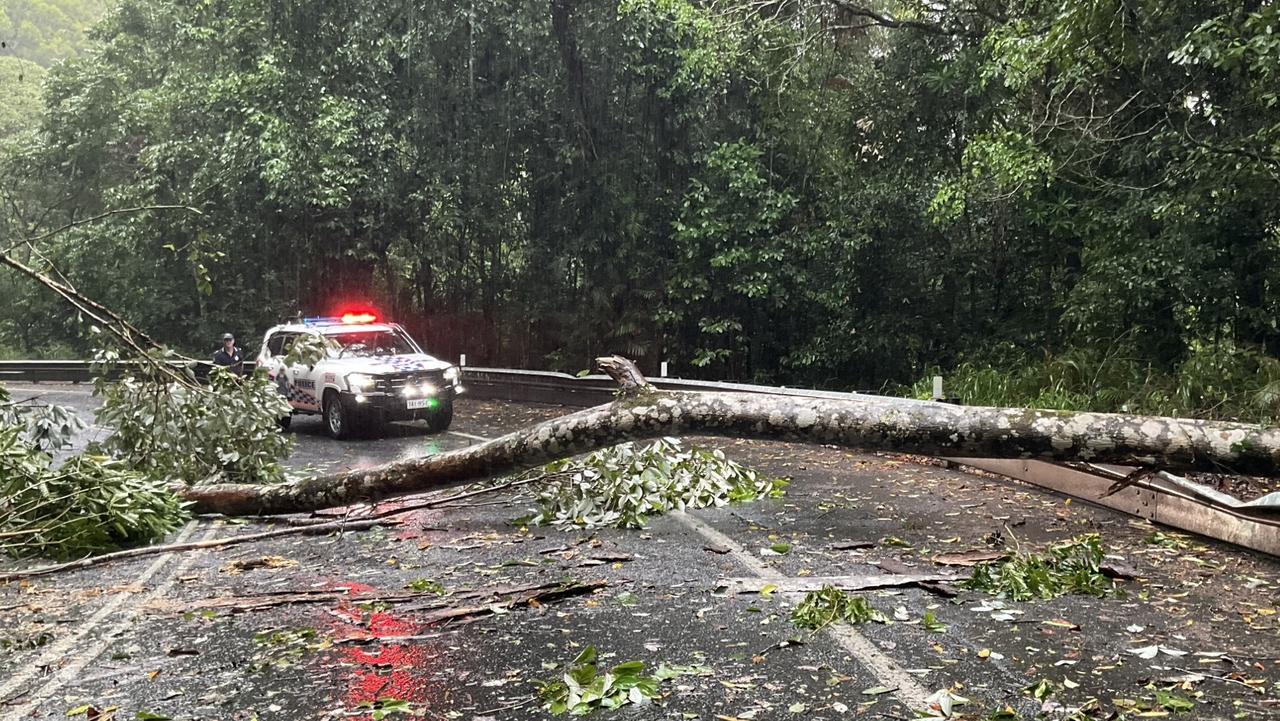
[4,359,1279,555]
[0,360,99,382]
[461,366,892,406]
[0,359,248,383]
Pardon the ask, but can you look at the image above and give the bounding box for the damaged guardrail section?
[5,360,1279,555]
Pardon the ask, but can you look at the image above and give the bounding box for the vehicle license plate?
[406,398,430,410]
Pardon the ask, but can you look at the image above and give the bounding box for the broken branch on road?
[0,518,397,583]
[716,573,966,595]
[153,579,606,619]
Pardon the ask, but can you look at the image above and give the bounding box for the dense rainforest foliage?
[2,1,1280,419]
[0,0,106,66]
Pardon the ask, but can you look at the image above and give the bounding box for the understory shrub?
[905,343,1280,423]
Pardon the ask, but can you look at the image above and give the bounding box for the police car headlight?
[346,373,376,391]
[444,366,461,382]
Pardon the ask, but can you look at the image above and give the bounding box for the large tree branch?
[12,204,203,249]
[0,203,206,384]
[0,251,199,387]
[180,357,1280,516]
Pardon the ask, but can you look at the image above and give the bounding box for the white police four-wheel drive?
[256,312,463,439]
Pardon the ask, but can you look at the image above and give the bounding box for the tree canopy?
[0,0,106,67]
[2,0,1279,418]
[0,56,45,137]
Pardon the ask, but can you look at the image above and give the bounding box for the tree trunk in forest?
[550,0,596,161]
[181,356,1280,516]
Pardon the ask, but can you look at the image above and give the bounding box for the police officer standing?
[212,332,245,375]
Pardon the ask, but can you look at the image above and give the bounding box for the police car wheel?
[324,391,356,439]
[426,400,454,432]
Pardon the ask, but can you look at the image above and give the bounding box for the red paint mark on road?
[367,611,417,638]
[319,579,445,719]
[341,644,432,705]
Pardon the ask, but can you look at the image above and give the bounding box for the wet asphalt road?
[2,385,1280,720]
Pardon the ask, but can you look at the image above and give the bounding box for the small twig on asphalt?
[1172,666,1265,693]
[331,632,452,645]
[170,580,606,618]
[754,637,804,658]
[435,497,529,509]
[538,536,594,555]
[475,698,535,715]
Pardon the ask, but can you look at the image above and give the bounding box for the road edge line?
[671,511,934,710]
[0,521,210,719]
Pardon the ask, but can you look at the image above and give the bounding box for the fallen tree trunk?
[181,356,1280,516]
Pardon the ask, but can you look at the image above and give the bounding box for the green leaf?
[1156,690,1195,712]
[922,610,948,633]
[1023,678,1056,702]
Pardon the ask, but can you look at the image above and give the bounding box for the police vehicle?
[257,311,463,439]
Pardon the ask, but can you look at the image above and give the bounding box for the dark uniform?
[212,333,245,375]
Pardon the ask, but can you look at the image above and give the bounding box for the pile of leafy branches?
[791,586,888,630]
[962,534,1115,601]
[537,646,711,715]
[523,438,787,529]
[1,343,295,558]
[2,396,85,453]
[93,347,294,485]
[0,385,187,559]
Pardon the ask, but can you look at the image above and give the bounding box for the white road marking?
[672,512,932,708]
[448,428,932,710]
[446,430,492,442]
[0,521,211,719]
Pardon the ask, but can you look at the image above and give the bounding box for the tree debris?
[717,573,964,595]
[962,533,1117,601]
[155,580,605,618]
[791,587,888,630]
[0,476,539,581]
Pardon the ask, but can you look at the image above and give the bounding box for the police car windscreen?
[327,330,416,357]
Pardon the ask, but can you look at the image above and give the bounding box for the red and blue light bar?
[301,310,381,326]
